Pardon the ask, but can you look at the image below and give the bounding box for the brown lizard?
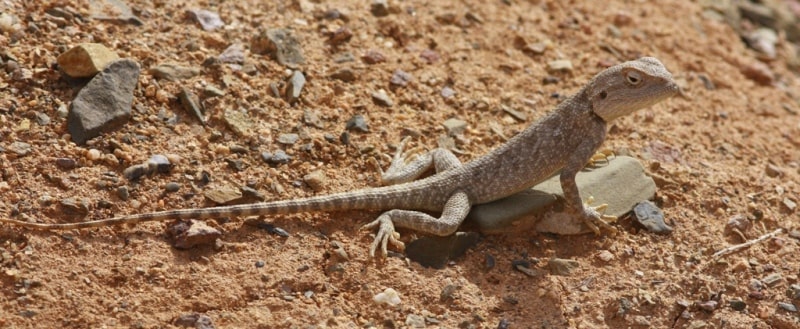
[0,57,679,257]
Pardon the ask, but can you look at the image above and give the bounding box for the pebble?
[778,302,797,313]
[219,43,245,64]
[117,186,130,200]
[371,89,393,107]
[442,118,467,136]
[371,0,390,16]
[697,300,718,312]
[633,200,673,234]
[345,114,369,132]
[390,69,412,86]
[57,43,119,78]
[178,88,205,125]
[361,50,386,64]
[149,63,201,81]
[35,112,51,125]
[548,258,579,276]
[255,261,265,268]
[441,86,456,99]
[187,8,224,31]
[252,28,305,67]
[303,170,327,192]
[148,154,172,173]
[729,299,747,311]
[597,250,615,262]
[327,27,353,47]
[169,220,222,249]
[225,158,246,171]
[0,12,21,33]
[420,49,440,64]
[68,59,140,144]
[261,150,292,165]
[287,70,306,103]
[123,163,149,180]
[762,273,782,287]
[330,68,355,82]
[204,186,243,204]
[8,141,31,156]
[164,182,180,193]
[547,59,573,72]
[739,61,774,86]
[373,288,401,306]
[405,314,426,328]
[404,232,481,268]
[203,85,225,98]
[223,108,254,137]
[86,148,102,161]
[89,0,143,25]
[303,109,325,128]
[60,198,89,215]
[55,157,77,169]
[174,313,215,329]
[278,133,300,145]
[765,163,784,177]
[783,198,797,211]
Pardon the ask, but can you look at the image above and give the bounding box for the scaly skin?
[0,57,679,257]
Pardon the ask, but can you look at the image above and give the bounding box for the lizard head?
[587,57,679,122]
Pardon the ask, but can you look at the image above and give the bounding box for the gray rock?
[178,87,205,125]
[468,156,656,235]
[371,0,390,17]
[204,186,243,205]
[548,258,580,276]
[218,43,245,64]
[442,118,467,136]
[277,133,299,145]
[261,150,292,165]
[67,59,140,144]
[633,200,673,234]
[390,69,412,86]
[252,28,305,68]
[89,0,143,25]
[345,114,369,132]
[8,141,31,156]
[287,70,305,103]
[149,63,201,81]
[123,163,149,180]
[60,198,89,215]
[405,232,481,268]
[147,154,171,173]
[186,8,224,31]
[164,182,180,193]
[778,302,797,313]
[174,313,215,329]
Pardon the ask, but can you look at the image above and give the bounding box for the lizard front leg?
[361,191,471,257]
[381,137,462,185]
[560,143,618,235]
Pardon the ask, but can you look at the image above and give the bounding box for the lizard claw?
[581,197,618,235]
[361,215,405,257]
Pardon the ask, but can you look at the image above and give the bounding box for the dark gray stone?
[67,59,140,144]
[405,232,481,268]
[633,200,673,234]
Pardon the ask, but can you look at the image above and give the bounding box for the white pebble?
[86,149,101,161]
[373,288,401,306]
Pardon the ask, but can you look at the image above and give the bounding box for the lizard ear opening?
[599,90,608,99]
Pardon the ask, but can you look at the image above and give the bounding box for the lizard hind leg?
[380,137,462,185]
[581,196,619,235]
[360,191,471,257]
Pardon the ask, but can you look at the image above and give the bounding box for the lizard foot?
[361,214,405,257]
[381,137,427,184]
[587,149,615,167]
[580,196,618,235]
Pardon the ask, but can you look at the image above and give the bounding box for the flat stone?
[57,43,119,78]
[287,70,305,103]
[371,89,393,107]
[219,43,245,64]
[67,58,140,144]
[169,220,222,249]
[89,0,143,25]
[468,156,656,235]
[204,186,243,205]
[548,258,580,276]
[633,200,673,234]
[178,87,205,124]
[149,63,201,81]
[252,28,305,68]
[186,8,224,31]
[303,170,327,192]
[223,109,253,137]
[345,114,369,132]
[442,118,467,136]
[405,232,481,268]
[547,59,573,72]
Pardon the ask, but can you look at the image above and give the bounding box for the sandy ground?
[1,0,800,328]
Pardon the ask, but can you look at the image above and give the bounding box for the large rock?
[467,156,657,235]
[67,59,140,144]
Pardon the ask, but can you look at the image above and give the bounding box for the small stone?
[330,68,355,82]
[345,115,369,132]
[86,149,102,161]
[390,69,412,86]
[187,8,224,31]
[762,273,783,287]
[371,0,390,17]
[123,163,150,180]
[149,64,201,81]
[361,50,386,64]
[740,61,774,86]
[778,302,797,313]
[57,43,119,78]
[219,43,245,64]
[303,170,327,192]
[303,109,324,128]
[117,186,130,200]
[223,109,254,137]
[169,220,222,249]
[783,198,797,211]
[441,86,455,99]
[277,133,300,145]
[60,198,90,215]
[729,299,747,311]
[327,27,353,47]
[225,158,246,171]
[203,85,225,98]
[287,70,306,103]
[0,13,21,33]
[765,163,784,177]
[55,158,77,169]
[548,258,580,276]
[697,300,718,312]
[8,141,31,156]
[420,49,440,64]
[178,87,205,125]
[165,182,180,193]
[35,112,51,125]
[745,28,778,59]
[255,261,265,268]
[252,28,305,68]
[597,250,615,262]
[261,150,292,165]
[787,284,800,300]
[371,89,393,107]
[547,59,573,72]
[442,118,467,136]
[373,288,401,306]
[633,201,673,234]
[148,154,172,173]
[405,314,426,328]
[204,186,243,205]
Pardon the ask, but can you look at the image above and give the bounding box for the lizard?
[0,57,679,257]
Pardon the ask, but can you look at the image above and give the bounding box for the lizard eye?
[625,71,642,85]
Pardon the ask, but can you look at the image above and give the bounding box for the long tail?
[0,184,434,230]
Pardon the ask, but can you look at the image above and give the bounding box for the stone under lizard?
[0,57,680,257]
